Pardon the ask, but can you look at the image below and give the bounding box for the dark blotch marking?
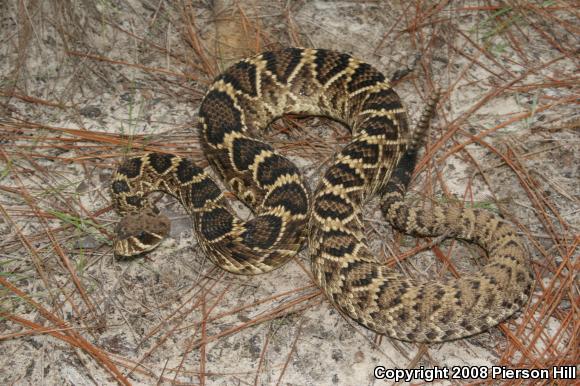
[118,157,143,178]
[242,214,282,249]
[263,182,309,215]
[362,88,402,111]
[377,282,402,308]
[482,223,493,243]
[232,137,272,170]
[314,192,353,220]
[501,300,513,309]
[455,291,463,306]
[342,140,379,165]
[190,177,222,209]
[313,49,351,84]
[324,162,364,189]
[324,270,334,285]
[125,195,142,207]
[398,310,409,322]
[255,154,298,187]
[136,231,160,246]
[523,283,532,296]
[359,115,399,140]
[112,180,130,194]
[461,320,475,331]
[415,288,425,301]
[461,216,472,231]
[355,290,371,305]
[347,62,385,93]
[200,90,243,146]
[504,239,520,248]
[339,260,369,287]
[322,229,356,257]
[426,331,438,341]
[262,48,303,84]
[217,60,258,97]
[504,265,513,278]
[503,254,518,262]
[415,209,430,230]
[388,296,402,308]
[442,331,456,340]
[231,249,251,263]
[484,293,496,309]
[351,266,377,288]
[200,207,234,241]
[398,286,409,296]
[176,158,203,183]
[148,153,175,174]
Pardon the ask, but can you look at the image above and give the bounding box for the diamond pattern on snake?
[111,48,533,343]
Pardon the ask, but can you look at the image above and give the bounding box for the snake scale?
[111,48,533,342]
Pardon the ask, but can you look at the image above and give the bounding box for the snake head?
[113,207,171,258]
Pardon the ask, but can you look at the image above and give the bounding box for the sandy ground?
[0,1,578,385]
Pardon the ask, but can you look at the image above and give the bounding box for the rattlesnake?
[111,48,533,342]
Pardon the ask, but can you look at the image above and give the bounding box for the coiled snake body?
[111,48,533,342]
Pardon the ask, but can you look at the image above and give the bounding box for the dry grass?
[0,1,578,385]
